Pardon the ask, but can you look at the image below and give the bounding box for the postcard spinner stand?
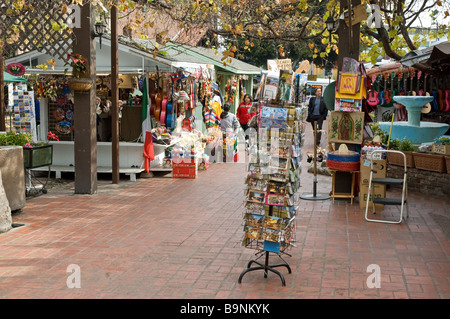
[239,98,304,286]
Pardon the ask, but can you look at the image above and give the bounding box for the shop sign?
[6,63,26,77]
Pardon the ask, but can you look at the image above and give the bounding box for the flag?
[141,75,152,142]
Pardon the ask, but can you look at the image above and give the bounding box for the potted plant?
[65,52,92,92]
[0,131,58,168]
[386,137,418,168]
[412,138,446,173]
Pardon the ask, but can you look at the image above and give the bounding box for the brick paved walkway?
[1,124,449,299]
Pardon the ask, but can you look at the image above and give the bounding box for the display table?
[329,169,359,204]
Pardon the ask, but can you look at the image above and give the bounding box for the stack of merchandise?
[242,100,305,253]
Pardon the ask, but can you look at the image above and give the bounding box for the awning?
[3,71,27,83]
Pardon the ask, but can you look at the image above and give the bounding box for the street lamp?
[326,16,335,33]
[93,20,107,49]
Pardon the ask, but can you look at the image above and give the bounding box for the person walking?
[220,103,240,134]
[236,94,256,140]
[306,88,328,146]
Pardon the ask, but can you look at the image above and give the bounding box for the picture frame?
[328,111,364,144]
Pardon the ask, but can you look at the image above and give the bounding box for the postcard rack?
[239,99,305,286]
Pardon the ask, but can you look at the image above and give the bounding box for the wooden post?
[337,0,361,70]
[111,5,119,184]
[73,2,98,194]
[0,52,5,132]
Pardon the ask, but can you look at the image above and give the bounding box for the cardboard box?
[172,158,198,178]
[360,159,387,185]
[359,183,386,211]
[432,144,450,155]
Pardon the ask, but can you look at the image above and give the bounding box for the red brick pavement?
[0,122,449,299]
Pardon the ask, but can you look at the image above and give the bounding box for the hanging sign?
[6,63,26,77]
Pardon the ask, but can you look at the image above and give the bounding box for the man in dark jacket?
[307,88,328,146]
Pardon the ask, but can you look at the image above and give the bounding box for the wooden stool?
[329,169,359,204]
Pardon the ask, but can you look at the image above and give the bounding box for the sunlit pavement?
[0,122,449,299]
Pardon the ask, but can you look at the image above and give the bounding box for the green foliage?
[0,131,32,146]
[389,138,418,152]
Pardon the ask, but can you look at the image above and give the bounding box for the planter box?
[413,152,446,173]
[446,156,450,174]
[23,145,53,169]
[387,150,414,168]
[432,144,450,155]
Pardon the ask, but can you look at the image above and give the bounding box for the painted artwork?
[328,111,364,144]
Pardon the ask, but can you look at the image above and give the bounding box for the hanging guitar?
[378,74,385,106]
[409,69,416,96]
[382,72,392,106]
[367,74,379,106]
[160,74,168,126]
[150,74,156,118]
[431,75,439,112]
[154,71,162,123]
[438,77,445,111]
[393,71,406,121]
[421,73,432,114]
[445,77,450,112]
[166,74,176,129]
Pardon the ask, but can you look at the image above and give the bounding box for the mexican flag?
[141,74,152,142]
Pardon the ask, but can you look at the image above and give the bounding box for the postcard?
[245,214,265,228]
[266,193,285,207]
[245,226,262,240]
[248,190,266,204]
[263,228,281,242]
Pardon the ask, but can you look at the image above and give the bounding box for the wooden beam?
[73,2,98,194]
[0,52,5,132]
[111,4,120,184]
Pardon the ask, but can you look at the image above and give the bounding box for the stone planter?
[413,152,446,173]
[0,146,26,211]
[387,150,415,168]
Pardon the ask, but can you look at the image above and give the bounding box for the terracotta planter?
[412,152,446,173]
[387,150,414,168]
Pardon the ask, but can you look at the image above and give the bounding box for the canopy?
[3,71,27,83]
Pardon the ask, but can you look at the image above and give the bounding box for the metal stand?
[25,166,50,196]
[300,121,330,201]
[238,250,292,286]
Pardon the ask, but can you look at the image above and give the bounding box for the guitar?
[422,73,432,114]
[445,77,450,112]
[150,75,156,118]
[410,69,416,96]
[438,77,445,111]
[166,75,176,129]
[383,72,392,105]
[160,75,168,126]
[154,72,162,122]
[376,74,384,105]
[431,76,439,112]
[389,72,396,103]
[367,74,379,106]
[417,71,424,96]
